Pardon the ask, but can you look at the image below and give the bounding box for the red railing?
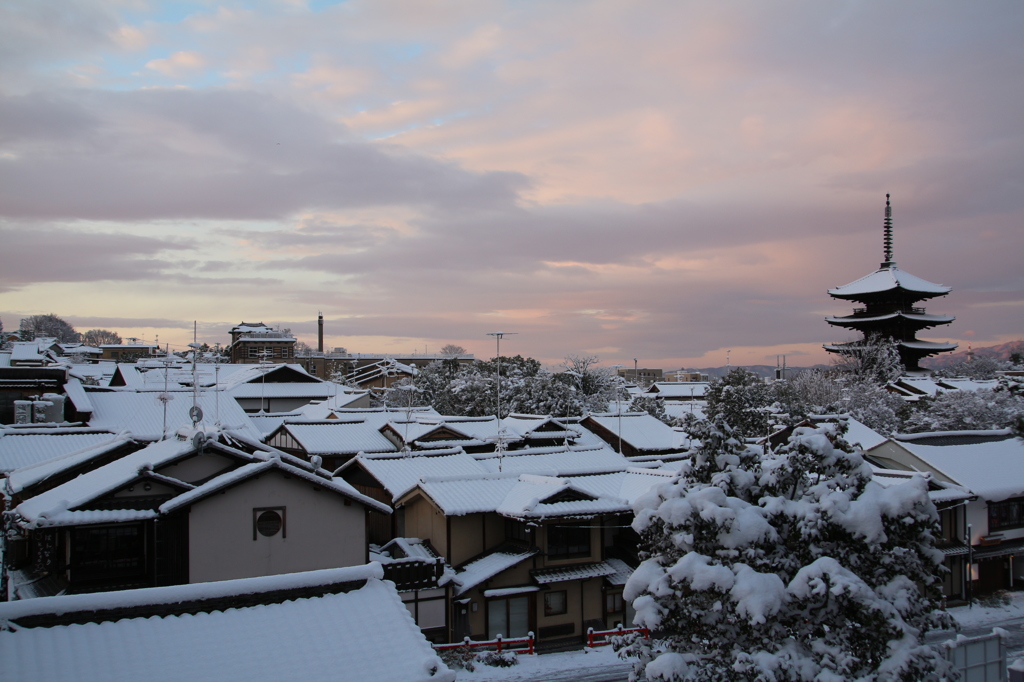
[586,625,650,648]
[434,633,535,655]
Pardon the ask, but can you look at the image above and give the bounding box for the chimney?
[318,312,324,353]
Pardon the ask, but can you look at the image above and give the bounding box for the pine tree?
[624,417,952,681]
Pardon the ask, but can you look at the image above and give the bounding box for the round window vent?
[256,510,283,537]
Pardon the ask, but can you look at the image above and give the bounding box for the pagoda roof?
[828,264,950,299]
[824,339,958,353]
[825,311,955,327]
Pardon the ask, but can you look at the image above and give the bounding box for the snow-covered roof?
[228,382,339,399]
[10,342,47,364]
[841,417,888,451]
[14,433,387,528]
[584,413,683,451]
[160,457,389,515]
[454,545,539,595]
[895,437,1024,502]
[604,557,635,586]
[0,565,453,682]
[412,470,660,519]
[533,561,617,585]
[643,382,709,399]
[86,391,262,442]
[3,434,134,493]
[0,430,120,475]
[828,264,950,298]
[246,411,301,437]
[344,451,489,501]
[825,311,955,326]
[278,420,399,455]
[473,445,630,477]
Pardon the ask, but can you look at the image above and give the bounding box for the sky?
[1,1,1022,370]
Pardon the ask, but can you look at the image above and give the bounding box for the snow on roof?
[828,264,950,298]
[63,378,94,414]
[247,411,301,437]
[0,567,452,682]
[228,382,339,399]
[0,352,10,368]
[87,391,262,442]
[10,342,46,363]
[349,451,489,501]
[842,417,888,452]
[604,558,635,586]
[415,473,521,515]
[293,391,370,418]
[571,469,677,505]
[643,382,709,398]
[14,436,221,526]
[585,413,682,451]
[3,434,134,493]
[282,420,398,455]
[474,446,630,477]
[0,431,121,475]
[455,546,539,595]
[160,458,390,515]
[533,561,617,585]
[896,437,1024,502]
[825,311,955,325]
[371,537,441,564]
[935,378,1000,393]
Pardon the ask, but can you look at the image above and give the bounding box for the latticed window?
[547,522,591,559]
[989,498,1024,531]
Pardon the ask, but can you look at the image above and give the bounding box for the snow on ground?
[949,591,1024,629]
[452,646,626,681]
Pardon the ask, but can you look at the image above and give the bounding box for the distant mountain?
[920,340,1024,369]
[679,364,830,380]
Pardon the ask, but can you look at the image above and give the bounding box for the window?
[248,346,259,358]
[253,507,286,540]
[989,498,1024,532]
[547,522,591,559]
[544,590,567,616]
[606,591,624,614]
[70,523,146,583]
[487,596,529,639]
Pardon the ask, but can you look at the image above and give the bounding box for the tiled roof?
[0,431,120,474]
[585,413,681,452]
[351,451,488,500]
[455,545,539,595]
[532,561,616,585]
[603,558,635,586]
[0,568,451,682]
[4,434,135,493]
[282,421,398,455]
[86,391,262,442]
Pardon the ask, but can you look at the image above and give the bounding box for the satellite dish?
[192,431,206,449]
[189,405,204,423]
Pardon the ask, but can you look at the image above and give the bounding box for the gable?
[540,487,596,504]
[251,366,320,384]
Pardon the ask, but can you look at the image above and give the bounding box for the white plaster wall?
[188,469,366,583]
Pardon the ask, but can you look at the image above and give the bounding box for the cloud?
[0,1,1021,368]
[145,50,207,78]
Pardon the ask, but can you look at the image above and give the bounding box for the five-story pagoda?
[824,195,957,373]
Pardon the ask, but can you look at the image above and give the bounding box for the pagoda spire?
[882,193,894,267]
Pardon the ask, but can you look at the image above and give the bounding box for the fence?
[434,633,535,655]
[586,625,650,648]
[944,630,1006,682]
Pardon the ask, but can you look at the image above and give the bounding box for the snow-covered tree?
[903,387,1024,433]
[19,313,80,343]
[831,333,905,386]
[703,368,778,440]
[624,418,952,681]
[934,355,1008,380]
[630,396,670,424]
[781,369,907,436]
